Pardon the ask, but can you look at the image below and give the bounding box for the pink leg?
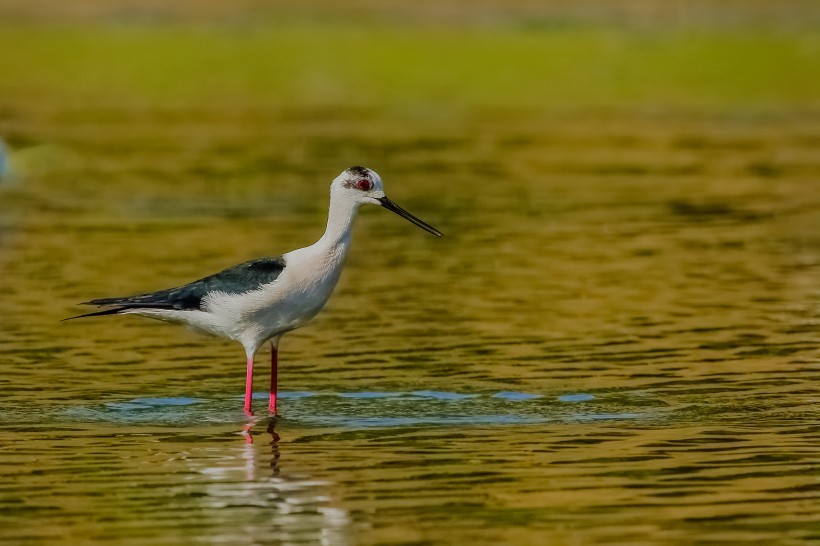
[244,356,254,416]
[269,343,278,415]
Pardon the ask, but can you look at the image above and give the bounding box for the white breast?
[193,240,350,353]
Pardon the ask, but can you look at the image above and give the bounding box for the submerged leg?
[244,355,254,416]
[269,341,279,415]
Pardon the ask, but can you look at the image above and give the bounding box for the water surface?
[0,108,818,544]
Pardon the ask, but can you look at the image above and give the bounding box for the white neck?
[317,190,359,249]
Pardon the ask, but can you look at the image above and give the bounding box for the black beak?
[377,196,442,237]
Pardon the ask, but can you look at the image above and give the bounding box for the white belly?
[205,243,349,350]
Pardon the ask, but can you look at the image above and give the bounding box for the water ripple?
[53,391,638,428]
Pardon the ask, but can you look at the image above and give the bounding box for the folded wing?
[66,256,287,320]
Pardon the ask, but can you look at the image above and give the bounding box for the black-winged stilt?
[67,166,442,415]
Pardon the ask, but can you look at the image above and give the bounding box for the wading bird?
[68,167,442,415]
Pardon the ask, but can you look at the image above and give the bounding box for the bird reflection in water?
[192,417,351,544]
[241,417,281,477]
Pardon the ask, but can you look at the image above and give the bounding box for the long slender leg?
[269,342,279,415]
[244,356,254,416]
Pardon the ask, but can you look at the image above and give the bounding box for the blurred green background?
[1,0,819,113]
[2,25,818,111]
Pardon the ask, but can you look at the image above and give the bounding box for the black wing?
[66,256,286,320]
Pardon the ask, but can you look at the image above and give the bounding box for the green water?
[1,16,819,545]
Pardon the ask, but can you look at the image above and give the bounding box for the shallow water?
[1,109,819,544]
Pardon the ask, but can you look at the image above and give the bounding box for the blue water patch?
[105,397,204,411]
[65,397,212,425]
[558,393,595,402]
[0,138,9,181]
[494,391,543,401]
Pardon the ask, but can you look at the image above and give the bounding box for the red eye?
[356,179,372,191]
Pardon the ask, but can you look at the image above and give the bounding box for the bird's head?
[331,166,442,237]
[332,166,385,204]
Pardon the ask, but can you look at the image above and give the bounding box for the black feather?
[346,166,370,177]
[71,256,287,317]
